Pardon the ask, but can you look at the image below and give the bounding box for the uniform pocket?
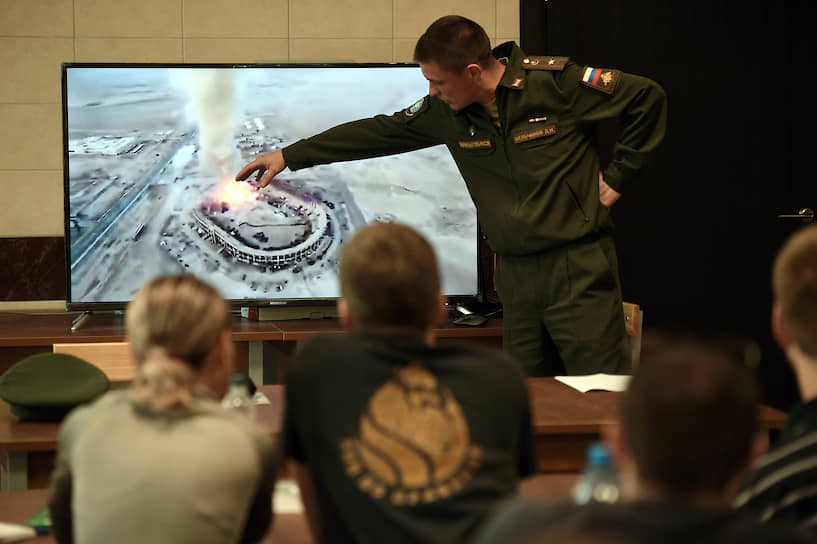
[564,180,590,221]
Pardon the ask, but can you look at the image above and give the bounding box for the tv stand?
[240,306,338,321]
[70,311,92,332]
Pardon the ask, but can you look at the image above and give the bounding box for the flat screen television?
[62,63,480,314]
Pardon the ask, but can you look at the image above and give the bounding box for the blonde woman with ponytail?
[49,275,279,544]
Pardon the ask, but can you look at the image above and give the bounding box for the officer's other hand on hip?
[235,149,287,188]
[598,172,621,210]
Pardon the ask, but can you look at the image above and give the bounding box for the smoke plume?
[172,69,239,176]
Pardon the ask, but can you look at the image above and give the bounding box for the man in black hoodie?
[282,222,537,544]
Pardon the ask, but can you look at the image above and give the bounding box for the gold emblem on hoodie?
[340,364,483,505]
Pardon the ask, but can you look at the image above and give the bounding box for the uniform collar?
[453,42,525,116]
[494,41,527,91]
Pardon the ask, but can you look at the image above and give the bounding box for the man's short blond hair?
[773,225,817,356]
[339,222,440,331]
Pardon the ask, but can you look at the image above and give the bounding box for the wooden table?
[1,380,786,491]
[0,312,503,384]
[0,311,501,492]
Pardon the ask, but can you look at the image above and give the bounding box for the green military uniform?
[282,42,667,376]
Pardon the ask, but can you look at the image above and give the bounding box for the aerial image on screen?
[64,65,478,305]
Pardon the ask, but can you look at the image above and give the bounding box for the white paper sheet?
[273,480,304,514]
[0,522,36,543]
[555,373,631,393]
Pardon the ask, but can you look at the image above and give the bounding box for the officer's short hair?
[126,274,231,369]
[619,339,759,496]
[339,222,440,331]
[414,15,494,73]
[773,224,817,356]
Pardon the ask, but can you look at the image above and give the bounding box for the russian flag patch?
[581,67,617,94]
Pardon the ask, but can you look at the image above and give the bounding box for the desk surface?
[1,379,786,463]
[0,312,503,347]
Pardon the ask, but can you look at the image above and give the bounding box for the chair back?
[53,342,136,383]
[622,302,644,368]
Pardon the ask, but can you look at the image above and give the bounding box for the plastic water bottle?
[221,373,256,420]
[571,441,620,505]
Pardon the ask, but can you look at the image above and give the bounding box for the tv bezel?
[61,61,484,313]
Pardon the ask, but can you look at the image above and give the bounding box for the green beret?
[0,353,110,422]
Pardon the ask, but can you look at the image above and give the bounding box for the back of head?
[619,339,760,496]
[414,15,493,73]
[773,224,817,356]
[126,274,231,368]
[339,222,440,332]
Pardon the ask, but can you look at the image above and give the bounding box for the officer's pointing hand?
[598,172,621,210]
[235,150,286,188]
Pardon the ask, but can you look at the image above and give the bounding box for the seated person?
[283,222,537,544]
[49,275,279,544]
[474,340,815,544]
[735,224,817,529]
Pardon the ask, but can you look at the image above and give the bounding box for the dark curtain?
[520,0,817,410]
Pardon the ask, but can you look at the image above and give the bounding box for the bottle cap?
[587,442,612,468]
[228,373,256,395]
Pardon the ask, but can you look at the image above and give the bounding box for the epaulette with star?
[521,56,569,71]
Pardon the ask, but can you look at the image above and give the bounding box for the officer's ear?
[464,63,483,81]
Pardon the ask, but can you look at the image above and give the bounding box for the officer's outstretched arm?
[235,149,286,188]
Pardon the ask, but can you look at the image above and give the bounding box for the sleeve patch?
[580,67,619,94]
[402,96,429,121]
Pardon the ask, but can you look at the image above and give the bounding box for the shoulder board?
[579,67,619,95]
[521,57,569,71]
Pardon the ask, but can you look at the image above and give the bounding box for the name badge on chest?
[512,125,557,144]
[458,139,493,150]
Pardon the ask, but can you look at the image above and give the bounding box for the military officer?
[236,15,667,376]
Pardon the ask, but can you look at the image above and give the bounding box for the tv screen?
[62,63,480,311]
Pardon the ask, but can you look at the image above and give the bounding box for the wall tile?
[290,39,393,63]
[394,39,418,64]
[291,0,392,38]
[0,38,74,104]
[496,0,520,39]
[393,0,495,39]
[184,39,289,63]
[183,0,288,38]
[396,37,518,64]
[75,39,183,62]
[0,237,65,300]
[0,0,74,37]
[496,37,520,48]
[0,171,64,237]
[492,37,518,48]
[0,104,62,170]
[75,0,182,38]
